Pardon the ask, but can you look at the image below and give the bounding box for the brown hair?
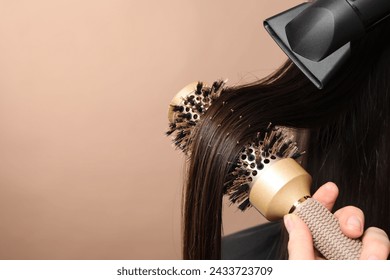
[181,17,390,259]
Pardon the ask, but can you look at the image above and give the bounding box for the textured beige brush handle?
[294,198,363,260]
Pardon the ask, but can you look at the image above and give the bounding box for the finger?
[284,214,315,260]
[334,206,364,239]
[359,227,390,260]
[312,182,339,211]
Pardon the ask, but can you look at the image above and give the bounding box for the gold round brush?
[225,126,362,259]
[167,81,362,260]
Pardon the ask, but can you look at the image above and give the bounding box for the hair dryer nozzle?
[264,3,351,89]
[264,0,390,89]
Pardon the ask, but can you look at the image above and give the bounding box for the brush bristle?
[166,80,226,153]
[224,125,304,211]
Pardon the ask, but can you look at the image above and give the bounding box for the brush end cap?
[249,158,312,221]
[168,82,201,123]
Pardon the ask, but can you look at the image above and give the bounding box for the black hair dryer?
[264,0,390,89]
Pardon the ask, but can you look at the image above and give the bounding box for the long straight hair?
[183,17,390,259]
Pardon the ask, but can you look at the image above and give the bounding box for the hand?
[284,182,390,260]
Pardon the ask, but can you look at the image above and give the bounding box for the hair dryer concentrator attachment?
[264,0,390,89]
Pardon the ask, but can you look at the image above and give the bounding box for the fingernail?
[284,214,295,233]
[324,182,334,189]
[347,215,362,231]
[367,255,379,260]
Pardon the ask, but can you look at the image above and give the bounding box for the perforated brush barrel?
[166,81,225,152]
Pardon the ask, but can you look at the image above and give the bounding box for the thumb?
[284,214,315,260]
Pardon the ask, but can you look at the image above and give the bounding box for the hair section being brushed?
[183,17,390,259]
[184,63,316,259]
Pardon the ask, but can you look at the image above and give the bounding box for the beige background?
[0,0,299,259]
